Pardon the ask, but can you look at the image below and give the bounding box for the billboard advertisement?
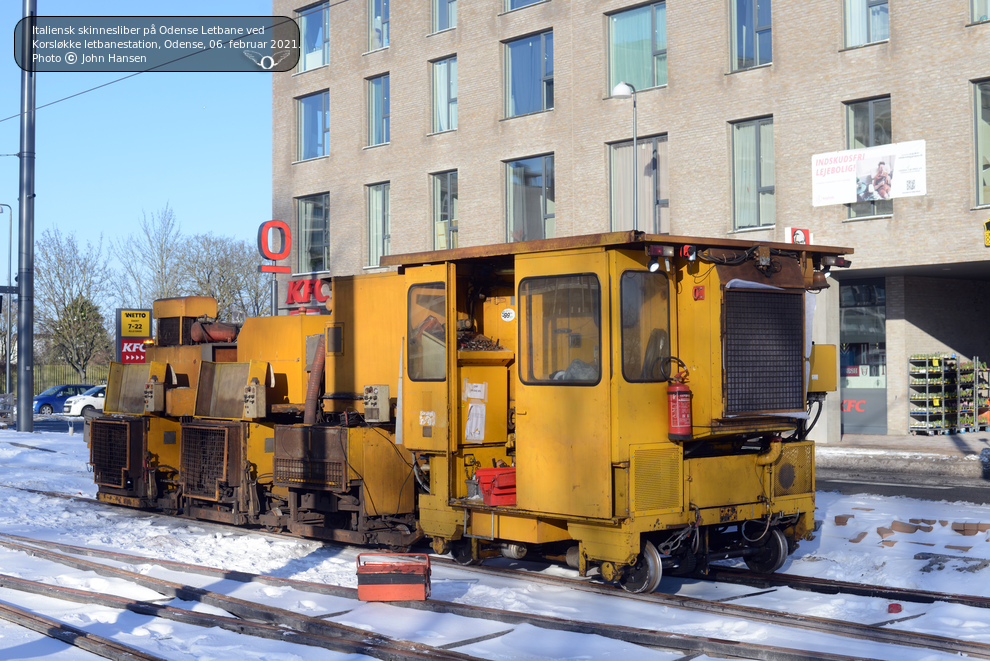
[812,140,926,207]
[115,308,152,363]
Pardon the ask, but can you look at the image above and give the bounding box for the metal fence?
[0,363,110,396]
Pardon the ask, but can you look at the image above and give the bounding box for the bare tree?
[180,235,273,320]
[35,228,113,382]
[112,203,185,309]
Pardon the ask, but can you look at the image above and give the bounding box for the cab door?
[402,263,453,454]
[514,249,611,519]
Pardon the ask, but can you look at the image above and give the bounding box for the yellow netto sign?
[985,219,990,247]
[120,309,151,337]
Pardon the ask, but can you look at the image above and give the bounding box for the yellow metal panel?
[466,511,571,544]
[237,315,327,406]
[397,264,451,453]
[457,364,509,446]
[152,296,217,320]
[685,454,765,510]
[515,249,611,519]
[351,427,416,516]
[166,387,196,417]
[808,344,837,392]
[630,444,682,513]
[104,361,167,415]
[147,417,182,472]
[608,250,672,462]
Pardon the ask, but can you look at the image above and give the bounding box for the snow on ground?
[1,428,990,660]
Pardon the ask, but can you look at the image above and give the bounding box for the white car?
[62,385,106,416]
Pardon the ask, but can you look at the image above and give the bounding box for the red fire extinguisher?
[666,358,692,441]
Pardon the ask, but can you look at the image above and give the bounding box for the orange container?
[476,467,516,506]
[356,553,431,601]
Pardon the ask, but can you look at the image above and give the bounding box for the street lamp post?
[0,204,11,397]
[612,82,638,231]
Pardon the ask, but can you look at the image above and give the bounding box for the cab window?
[621,270,670,382]
[520,274,601,385]
[408,282,446,381]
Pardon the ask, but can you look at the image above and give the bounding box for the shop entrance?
[839,279,887,434]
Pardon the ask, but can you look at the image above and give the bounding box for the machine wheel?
[744,527,788,574]
[451,539,477,566]
[40,404,54,415]
[619,541,662,593]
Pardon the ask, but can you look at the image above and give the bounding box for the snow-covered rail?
[1,533,984,661]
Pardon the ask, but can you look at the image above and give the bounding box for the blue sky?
[0,0,273,279]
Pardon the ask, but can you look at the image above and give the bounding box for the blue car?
[33,384,90,415]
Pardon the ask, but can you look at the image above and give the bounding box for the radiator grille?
[181,425,229,500]
[274,459,345,489]
[724,290,804,415]
[90,420,133,488]
[158,317,196,346]
[633,447,681,512]
[774,443,814,497]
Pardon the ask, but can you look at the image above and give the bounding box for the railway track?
[4,482,990,658]
[1,532,988,660]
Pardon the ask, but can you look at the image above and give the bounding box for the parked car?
[62,385,107,416]
[33,384,90,415]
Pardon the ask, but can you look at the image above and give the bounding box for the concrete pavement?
[816,429,990,480]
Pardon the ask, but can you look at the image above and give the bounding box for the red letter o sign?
[257,220,291,261]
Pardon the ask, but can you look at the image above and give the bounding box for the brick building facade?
[271,0,990,438]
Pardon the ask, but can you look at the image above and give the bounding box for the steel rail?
[429,557,990,659]
[2,533,982,661]
[4,487,990,657]
[0,574,436,660]
[704,565,990,609]
[0,535,879,661]
[0,536,483,661]
[0,597,168,661]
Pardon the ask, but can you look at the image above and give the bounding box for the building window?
[847,97,892,218]
[505,31,553,118]
[519,274,602,385]
[433,57,457,132]
[609,3,667,91]
[297,2,328,72]
[845,0,889,47]
[433,171,458,249]
[609,135,669,233]
[506,0,542,11]
[297,91,329,161]
[369,0,389,50]
[298,193,330,273]
[434,0,456,31]
[977,82,990,205]
[369,74,390,145]
[732,0,772,70]
[368,183,390,266]
[976,0,990,23]
[732,118,774,230]
[507,154,554,242]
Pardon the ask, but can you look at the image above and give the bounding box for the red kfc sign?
[120,339,147,364]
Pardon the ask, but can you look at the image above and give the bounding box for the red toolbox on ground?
[476,467,516,506]
[356,553,431,601]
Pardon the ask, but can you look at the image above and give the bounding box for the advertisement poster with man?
[812,140,926,207]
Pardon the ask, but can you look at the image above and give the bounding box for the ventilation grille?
[633,447,681,512]
[158,317,196,347]
[774,443,813,497]
[724,290,804,415]
[180,425,230,500]
[274,459,345,489]
[90,420,133,488]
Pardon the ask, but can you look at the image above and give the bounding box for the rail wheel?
[744,527,788,574]
[619,541,662,593]
[451,539,477,566]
